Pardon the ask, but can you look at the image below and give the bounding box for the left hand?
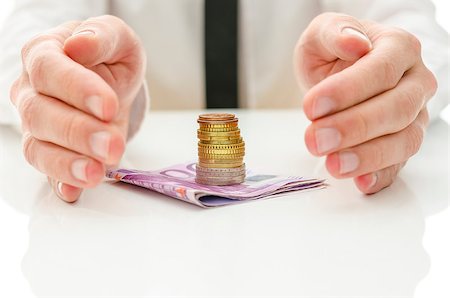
[294,13,437,194]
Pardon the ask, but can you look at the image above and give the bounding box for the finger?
[303,25,425,120]
[48,177,83,203]
[16,86,125,165]
[64,15,144,68]
[354,162,407,195]
[324,108,428,178]
[22,132,105,188]
[298,12,372,63]
[21,27,119,122]
[304,67,432,156]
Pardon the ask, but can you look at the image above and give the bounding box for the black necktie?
[204,0,238,108]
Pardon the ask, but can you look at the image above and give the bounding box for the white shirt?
[0,0,448,128]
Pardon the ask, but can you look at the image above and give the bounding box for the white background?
[0,1,448,298]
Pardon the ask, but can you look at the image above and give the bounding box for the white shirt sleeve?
[0,0,108,128]
[320,0,449,122]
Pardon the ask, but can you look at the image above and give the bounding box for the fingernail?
[339,151,359,174]
[368,173,378,188]
[359,172,378,190]
[90,131,111,160]
[313,97,335,119]
[56,181,64,198]
[315,128,341,154]
[342,27,371,44]
[71,159,88,182]
[86,96,104,119]
[73,30,95,37]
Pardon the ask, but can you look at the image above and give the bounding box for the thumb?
[336,26,372,61]
[63,15,140,67]
[48,177,83,203]
[307,13,373,62]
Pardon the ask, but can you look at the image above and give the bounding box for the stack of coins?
[196,113,246,185]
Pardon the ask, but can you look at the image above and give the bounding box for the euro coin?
[196,113,246,185]
[198,113,236,122]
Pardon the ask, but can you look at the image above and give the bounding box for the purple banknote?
[106,162,325,208]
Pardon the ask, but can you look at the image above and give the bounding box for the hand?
[10,15,146,202]
[295,13,437,194]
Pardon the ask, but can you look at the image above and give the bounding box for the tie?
[204,0,238,108]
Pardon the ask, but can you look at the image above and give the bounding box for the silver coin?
[196,163,245,173]
[195,175,246,186]
[196,171,245,179]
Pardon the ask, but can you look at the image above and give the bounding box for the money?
[196,113,246,185]
[106,162,326,208]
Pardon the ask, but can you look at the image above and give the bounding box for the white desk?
[0,110,448,297]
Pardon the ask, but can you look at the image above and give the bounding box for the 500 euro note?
[106,162,326,208]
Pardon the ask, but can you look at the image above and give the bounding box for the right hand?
[10,15,146,202]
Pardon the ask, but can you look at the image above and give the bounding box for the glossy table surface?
[0,110,448,297]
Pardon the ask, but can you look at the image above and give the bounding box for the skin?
[10,16,146,202]
[10,13,437,202]
[295,13,437,194]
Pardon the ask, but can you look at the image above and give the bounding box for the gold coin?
[199,138,243,145]
[198,153,245,159]
[196,113,245,177]
[198,113,235,122]
[198,147,245,153]
[198,163,243,168]
[198,126,239,132]
[198,142,245,150]
[198,122,238,128]
[198,157,244,164]
[197,135,242,141]
[197,129,241,137]
[199,151,245,157]
[198,149,245,155]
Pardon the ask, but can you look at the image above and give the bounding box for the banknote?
[106,162,326,208]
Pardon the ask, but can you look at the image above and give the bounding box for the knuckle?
[352,110,370,142]
[18,94,38,131]
[379,56,400,89]
[421,108,430,127]
[27,52,47,89]
[337,110,369,146]
[103,14,127,26]
[397,89,421,127]
[387,164,402,184]
[372,145,386,171]
[389,28,421,59]
[22,133,37,167]
[394,28,422,55]
[405,123,424,157]
[9,78,21,106]
[60,113,80,150]
[425,69,438,97]
[316,12,352,23]
[408,34,422,56]
[314,12,336,23]
[21,33,55,65]
[374,164,400,192]
[21,39,36,65]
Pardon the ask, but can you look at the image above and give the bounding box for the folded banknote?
[106,162,326,208]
